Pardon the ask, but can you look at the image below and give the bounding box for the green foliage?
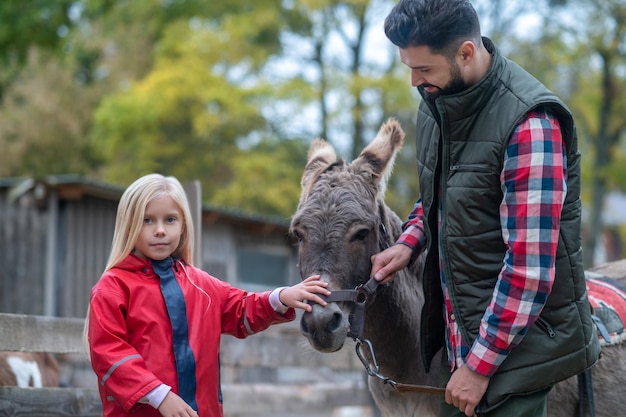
[0,1,74,65]
[211,139,308,218]
[0,49,102,177]
[2,0,625,230]
[0,0,421,219]
[89,7,283,208]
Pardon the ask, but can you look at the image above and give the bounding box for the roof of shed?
[0,175,292,233]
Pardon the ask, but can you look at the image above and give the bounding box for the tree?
[0,49,102,177]
[211,139,308,218]
[89,4,290,201]
[476,0,626,265]
[276,0,421,214]
[0,1,75,98]
[543,0,626,266]
[280,0,405,159]
[1,0,532,221]
[87,0,421,216]
[0,0,164,178]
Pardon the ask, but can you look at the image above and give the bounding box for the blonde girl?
[86,173,329,417]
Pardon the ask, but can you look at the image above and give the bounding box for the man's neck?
[467,40,492,85]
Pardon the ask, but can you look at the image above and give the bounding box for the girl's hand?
[158,391,198,417]
[279,275,330,312]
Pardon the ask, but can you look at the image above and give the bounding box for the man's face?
[399,45,468,103]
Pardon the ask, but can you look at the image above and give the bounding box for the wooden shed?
[0,175,298,318]
[0,176,380,416]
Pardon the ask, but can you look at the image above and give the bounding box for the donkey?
[291,119,441,416]
[290,118,626,417]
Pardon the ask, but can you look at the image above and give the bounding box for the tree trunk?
[583,52,613,267]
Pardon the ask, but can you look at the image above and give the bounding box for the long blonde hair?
[84,173,195,354]
[106,173,194,268]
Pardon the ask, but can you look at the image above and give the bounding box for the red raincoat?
[88,254,295,416]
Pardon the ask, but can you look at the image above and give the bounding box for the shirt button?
[450,314,456,321]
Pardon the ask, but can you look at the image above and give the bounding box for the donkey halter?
[315,214,445,396]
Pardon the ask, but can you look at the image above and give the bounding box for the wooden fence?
[0,313,374,417]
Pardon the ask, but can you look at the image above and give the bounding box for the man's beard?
[422,63,467,105]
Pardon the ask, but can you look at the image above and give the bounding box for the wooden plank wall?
[0,313,374,417]
[0,190,117,318]
[0,188,49,315]
[61,196,117,318]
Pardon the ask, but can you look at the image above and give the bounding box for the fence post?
[44,189,59,316]
[183,180,202,269]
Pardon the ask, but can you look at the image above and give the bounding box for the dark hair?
[384,0,481,57]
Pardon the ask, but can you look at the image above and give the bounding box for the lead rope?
[354,336,445,395]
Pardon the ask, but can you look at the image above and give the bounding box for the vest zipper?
[449,164,493,173]
[535,317,556,338]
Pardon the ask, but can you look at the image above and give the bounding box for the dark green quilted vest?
[415,38,600,411]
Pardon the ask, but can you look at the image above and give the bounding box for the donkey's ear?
[300,138,338,201]
[351,118,405,198]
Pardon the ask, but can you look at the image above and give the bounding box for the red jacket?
[88,254,295,417]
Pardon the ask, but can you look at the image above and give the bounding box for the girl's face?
[134,194,183,261]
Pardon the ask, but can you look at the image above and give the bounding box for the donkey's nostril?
[300,318,311,335]
[326,312,342,333]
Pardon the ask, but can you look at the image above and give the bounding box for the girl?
[86,173,330,417]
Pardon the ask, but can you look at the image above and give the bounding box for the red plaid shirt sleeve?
[396,200,427,257]
[464,109,566,377]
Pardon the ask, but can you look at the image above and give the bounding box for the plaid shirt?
[397,109,566,377]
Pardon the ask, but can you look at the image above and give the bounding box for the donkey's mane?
[300,160,346,205]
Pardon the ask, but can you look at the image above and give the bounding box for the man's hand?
[158,392,198,417]
[445,364,489,417]
[370,244,413,284]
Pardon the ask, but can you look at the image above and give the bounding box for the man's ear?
[458,40,475,63]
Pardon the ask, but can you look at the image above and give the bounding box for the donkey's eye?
[351,228,370,242]
[291,229,305,243]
